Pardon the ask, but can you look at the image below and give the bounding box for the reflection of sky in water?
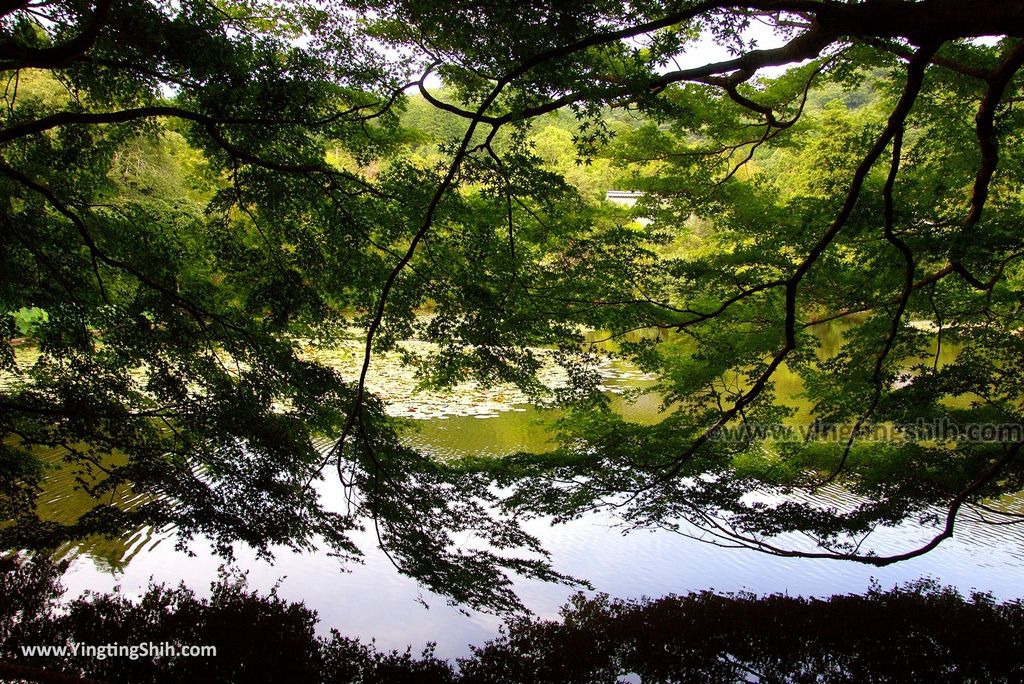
[58,400,1024,661]
[40,322,1024,659]
[60,491,1024,662]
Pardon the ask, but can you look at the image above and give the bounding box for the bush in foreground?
[1,557,1021,683]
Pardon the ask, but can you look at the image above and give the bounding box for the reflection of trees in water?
[55,525,162,574]
[23,444,157,571]
[3,557,1022,683]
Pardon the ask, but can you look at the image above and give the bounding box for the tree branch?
[0,0,111,69]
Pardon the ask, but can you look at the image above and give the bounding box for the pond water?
[20,324,1024,660]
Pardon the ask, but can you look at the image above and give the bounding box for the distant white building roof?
[605,190,645,210]
[604,191,650,224]
[604,190,645,201]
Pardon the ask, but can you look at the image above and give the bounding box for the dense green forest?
[3,0,1024,664]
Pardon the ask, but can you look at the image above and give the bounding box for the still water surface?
[52,405,1024,661]
[22,323,1022,659]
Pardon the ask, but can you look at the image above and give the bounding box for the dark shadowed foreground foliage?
[1,557,1021,684]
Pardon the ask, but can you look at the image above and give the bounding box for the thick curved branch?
[416,1,1024,132]
[962,42,1024,232]
[0,105,396,202]
[682,439,1023,566]
[0,105,215,144]
[943,40,1024,286]
[421,23,836,127]
[825,123,916,484]
[0,103,397,147]
[0,0,111,69]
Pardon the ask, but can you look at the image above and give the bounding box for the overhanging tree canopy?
[2,0,1024,612]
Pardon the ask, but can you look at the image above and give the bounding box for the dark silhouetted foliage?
[2,557,1022,683]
